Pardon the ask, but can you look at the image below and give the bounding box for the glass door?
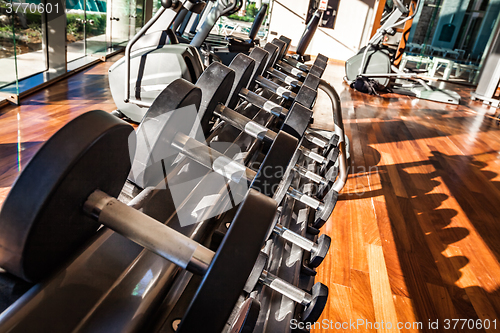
[66,0,109,62]
[85,0,108,57]
[129,0,144,36]
[108,0,131,50]
[66,0,87,62]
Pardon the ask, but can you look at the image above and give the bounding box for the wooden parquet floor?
[313,63,500,332]
[0,55,121,205]
[0,55,499,332]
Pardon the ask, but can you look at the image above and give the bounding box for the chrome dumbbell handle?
[83,190,214,275]
[172,132,256,183]
[287,187,325,212]
[293,165,328,186]
[274,223,317,253]
[299,147,328,164]
[260,270,313,306]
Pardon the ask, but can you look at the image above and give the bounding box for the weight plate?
[228,54,256,109]
[248,47,269,91]
[0,111,134,282]
[195,62,235,135]
[314,188,338,228]
[230,298,261,333]
[129,79,202,188]
[252,131,298,197]
[177,189,277,333]
[272,149,300,204]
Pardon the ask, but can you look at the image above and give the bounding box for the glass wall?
[401,0,500,83]
[0,0,145,98]
[66,0,109,62]
[211,1,270,39]
[0,0,47,88]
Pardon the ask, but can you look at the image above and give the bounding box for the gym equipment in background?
[344,0,461,105]
[471,18,500,109]
[108,0,206,123]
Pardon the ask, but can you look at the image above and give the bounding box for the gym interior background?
[0,0,499,332]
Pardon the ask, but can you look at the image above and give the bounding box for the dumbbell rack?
[0,79,347,333]
[143,94,328,332]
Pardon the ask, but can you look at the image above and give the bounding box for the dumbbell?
[244,252,328,323]
[168,114,338,228]
[232,88,341,173]
[267,39,326,86]
[248,46,319,110]
[130,79,334,259]
[273,36,329,76]
[213,104,338,197]
[0,110,281,333]
[192,60,338,181]
[224,53,339,158]
[267,36,328,79]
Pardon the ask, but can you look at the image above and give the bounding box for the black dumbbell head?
[302,282,328,323]
[0,111,134,282]
[319,146,339,176]
[227,54,256,109]
[314,188,338,228]
[263,43,280,69]
[269,149,300,205]
[303,73,321,91]
[309,65,324,78]
[316,54,329,64]
[248,47,269,90]
[281,103,313,139]
[230,298,261,333]
[243,252,268,293]
[195,62,235,135]
[178,190,277,333]
[129,79,202,188]
[316,166,338,199]
[251,131,298,197]
[278,35,292,55]
[309,234,331,268]
[295,84,317,109]
[271,38,287,60]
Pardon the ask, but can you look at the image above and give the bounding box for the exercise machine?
[344,0,461,105]
[108,0,206,123]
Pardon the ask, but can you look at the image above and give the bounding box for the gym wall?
[267,0,379,61]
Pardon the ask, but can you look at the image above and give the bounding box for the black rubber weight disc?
[0,110,134,282]
[252,131,298,197]
[230,298,261,333]
[177,190,277,333]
